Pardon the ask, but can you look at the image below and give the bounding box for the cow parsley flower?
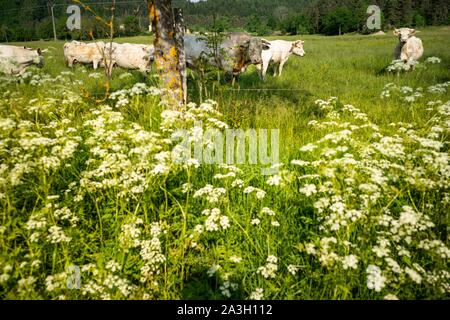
[342,255,358,270]
[287,265,299,275]
[299,184,317,197]
[249,288,264,300]
[207,264,221,277]
[251,218,261,226]
[366,265,386,292]
[229,256,242,263]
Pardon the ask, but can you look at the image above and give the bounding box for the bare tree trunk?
[148,0,184,108]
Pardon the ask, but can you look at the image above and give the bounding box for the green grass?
[1,27,449,300]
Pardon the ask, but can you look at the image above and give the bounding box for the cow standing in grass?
[0,45,46,75]
[101,43,155,74]
[393,28,424,65]
[63,41,106,70]
[256,40,306,80]
[184,33,271,85]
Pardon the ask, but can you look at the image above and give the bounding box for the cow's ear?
[37,48,42,55]
[393,29,399,36]
[409,28,417,35]
[261,39,271,50]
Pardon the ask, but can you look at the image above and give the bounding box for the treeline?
[0,0,449,42]
[180,0,450,35]
[0,0,151,42]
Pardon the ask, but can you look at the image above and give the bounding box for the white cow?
[393,28,424,63]
[63,41,106,70]
[256,40,305,80]
[0,45,45,75]
[102,43,154,74]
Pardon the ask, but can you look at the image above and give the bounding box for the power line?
[0,1,188,13]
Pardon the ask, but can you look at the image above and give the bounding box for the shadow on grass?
[181,267,247,300]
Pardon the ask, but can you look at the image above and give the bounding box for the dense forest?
[0,0,449,41]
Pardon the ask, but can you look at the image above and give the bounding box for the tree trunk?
[148,0,184,108]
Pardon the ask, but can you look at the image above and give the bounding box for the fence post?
[51,5,57,41]
[173,8,187,105]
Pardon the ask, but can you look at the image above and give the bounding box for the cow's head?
[242,38,271,65]
[138,46,154,70]
[147,46,155,63]
[291,40,305,57]
[393,28,417,43]
[33,48,46,68]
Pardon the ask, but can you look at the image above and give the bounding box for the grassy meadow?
[0,26,449,299]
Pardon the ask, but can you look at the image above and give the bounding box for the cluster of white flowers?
[299,184,317,197]
[366,265,386,292]
[386,59,419,73]
[425,56,441,64]
[0,112,81,189]
[342,255,359,270]
[381,83,427,103]
[139,222,166,285]
[287,264,299,275]
[249,288,264,300]
[80,263,135,299]
[218,273,239,298]
[45,272,68,292]
[119,218,143,250]
[109,83,162,108]
[194,185,227,203]
[294,94,450,296]
[54,206,79,227]
[47,225,71,244]
[207,264,221,277]
[229,256,242,263]
[243,186,266,199]
[202,208,230,232]
[257,255,278,279]
[428,81,450,94]
[77,105,163,199]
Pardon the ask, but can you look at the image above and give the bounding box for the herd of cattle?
[0,28,423,80]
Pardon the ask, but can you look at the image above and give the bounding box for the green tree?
[321,7,357,35]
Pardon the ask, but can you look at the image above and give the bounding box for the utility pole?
[51,4,57,41]
[174,8,187,105]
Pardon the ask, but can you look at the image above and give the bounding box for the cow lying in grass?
[0,45,46,76]
[393,28,424,67]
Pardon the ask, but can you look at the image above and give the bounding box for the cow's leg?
[273,63,278,77]
[278,59,287,77]
[256,64,263,80]
[262,61,270,80]
[231,72,240,86]
[93,59,99,70]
